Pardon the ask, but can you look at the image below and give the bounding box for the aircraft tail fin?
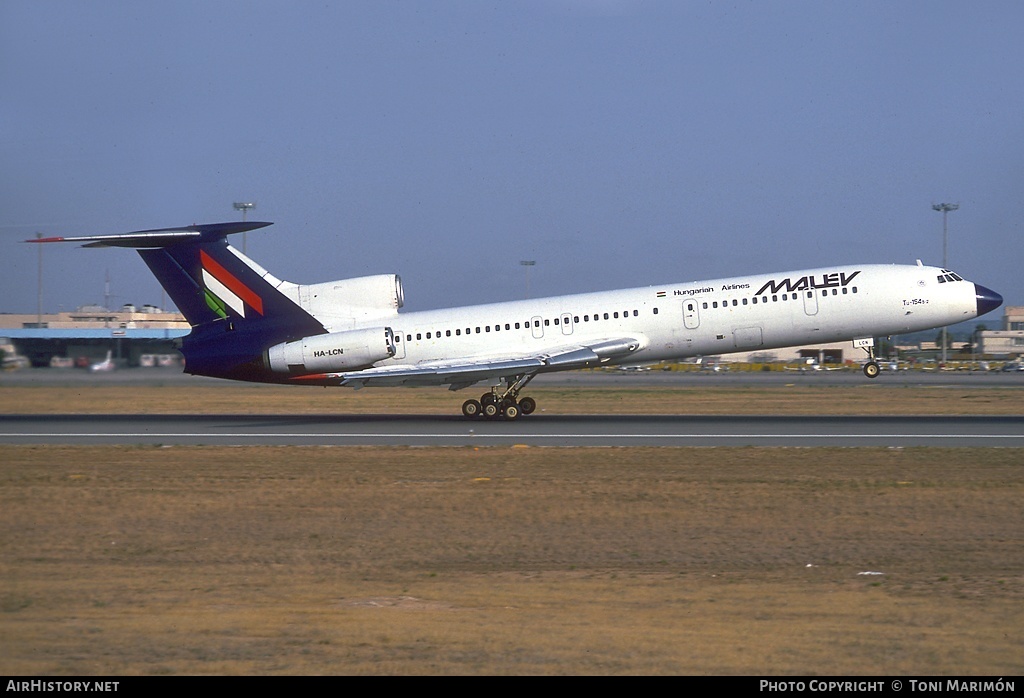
[29,222,326,380]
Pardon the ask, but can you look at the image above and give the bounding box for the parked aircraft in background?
[88,350,115,373]
[784,359,845,372]
[31,222,1003,419]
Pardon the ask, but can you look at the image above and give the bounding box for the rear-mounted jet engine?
[266,327,396,374]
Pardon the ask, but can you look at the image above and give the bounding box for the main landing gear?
[461,373,538,421]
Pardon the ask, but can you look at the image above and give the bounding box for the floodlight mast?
[36,232,43,327]
[520,260,536,299]
[233,202,256,253]
[932,202,959,364]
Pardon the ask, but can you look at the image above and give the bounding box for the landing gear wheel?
[502,403,520,421]
[518,396,537,415]
[863,361,880,379]
[481,393,496,406]
[483,402,501,419]
[462,399,482,418]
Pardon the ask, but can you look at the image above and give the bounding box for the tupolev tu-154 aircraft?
[31,221,1003,420]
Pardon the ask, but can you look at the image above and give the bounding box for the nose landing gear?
[856,337,881,379]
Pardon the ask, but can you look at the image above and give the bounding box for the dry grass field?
[2,380,1024,415]
[1,381,1022,675]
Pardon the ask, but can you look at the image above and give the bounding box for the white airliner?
[32,222,1003,419]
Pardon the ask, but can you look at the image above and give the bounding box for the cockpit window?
[937,269,964,283]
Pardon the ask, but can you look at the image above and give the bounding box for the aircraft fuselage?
[369,263,989,371]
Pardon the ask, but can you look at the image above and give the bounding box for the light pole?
[520,260,536,299]
[932,202,959,364]
[233,201,256,254]
[35,232,43,327]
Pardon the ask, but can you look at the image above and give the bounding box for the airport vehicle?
[31,222,1003,419]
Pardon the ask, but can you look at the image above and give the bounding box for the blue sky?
[2,1,1021,318]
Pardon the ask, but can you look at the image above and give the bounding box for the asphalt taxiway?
[2,413,1022,447]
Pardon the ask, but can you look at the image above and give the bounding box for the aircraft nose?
[974,284,1003,317]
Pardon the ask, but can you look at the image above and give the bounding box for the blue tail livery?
[34,222,327,382]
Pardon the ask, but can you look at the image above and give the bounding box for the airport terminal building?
[0,305,188,367]
[977,306,1024,358]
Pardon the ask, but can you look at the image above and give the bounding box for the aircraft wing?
[289,336,645,390]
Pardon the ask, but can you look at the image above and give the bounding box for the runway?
[4,365,1024,388]
[2,413,1022,447]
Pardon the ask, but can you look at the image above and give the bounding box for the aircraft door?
[392,330,406,359]
[683,300,700,329]
[733,326,764,349]
[803,290,819,316]
[298,285,313,314]
[560,313,574,335]
[530,316,544,339]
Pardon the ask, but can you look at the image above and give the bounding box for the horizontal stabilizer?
[27,222,272,248]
